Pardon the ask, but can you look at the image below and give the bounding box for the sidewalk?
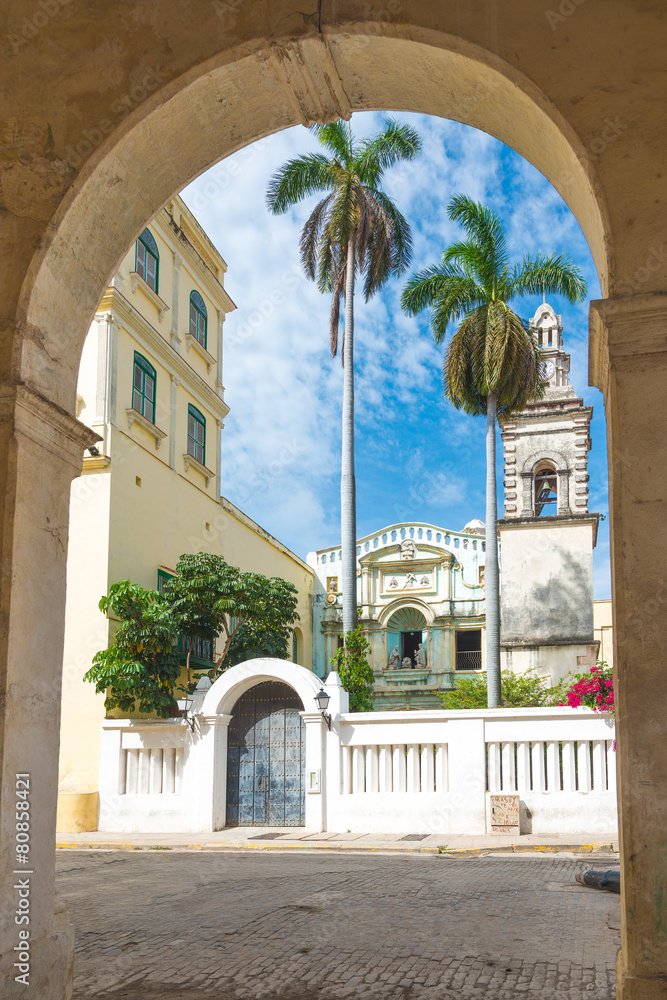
[56,827,619,856]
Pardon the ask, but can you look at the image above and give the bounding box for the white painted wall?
[97,662,617,838]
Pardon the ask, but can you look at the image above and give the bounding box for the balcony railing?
[179,635,214,663]
[455,650,482,671]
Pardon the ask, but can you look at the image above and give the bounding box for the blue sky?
[182,112,611,600]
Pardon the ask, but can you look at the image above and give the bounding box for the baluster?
[352,747,365,793]
[592,741,605,791]
[487,742,501,793]
[125,749,138,794]
[562,741,576,791]
[606,741,617,794]
[406,744,420,793]
[393,745,407,794]
[342,747,353,795]
[378,745,392,793]
[501,742,516,791]
[174,748,183,793]
[366,746,379,793]
[138,749,151,794]
[149,749,163,793]
[577,741,592,792]
[546,741,560,792]
[420,744,435,793]
[531,742,546,792]
[435,744,448,792]
[163,748,176,794]
[516,742,530,792]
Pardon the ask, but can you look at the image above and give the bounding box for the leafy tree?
[438,668,569,710]
[267,119,421,636]
[402,194,586,707]
[329,626,374,712]
[84,580,181,718]
[85,553,300,715]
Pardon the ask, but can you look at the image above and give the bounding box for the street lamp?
[315,688,332,730]
[176,695,195,732]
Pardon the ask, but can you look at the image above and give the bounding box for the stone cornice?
[99,291,230,422]
[589,292,667,394]
[499,512,600,547]
[0,381,101,472]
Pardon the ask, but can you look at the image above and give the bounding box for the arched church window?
[382,533,388,543]
[331,552,336,562]
[436,533,442,543]
[322,555,327,564]
[426,530,432,540]
[535,466,558,515]
[401,528,406,539]
[391,531,397,542]
[454,538,459,548]
[472,540,477,550]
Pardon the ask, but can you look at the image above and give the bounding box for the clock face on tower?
[539,360,556,383]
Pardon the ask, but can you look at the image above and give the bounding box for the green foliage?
[329,627,375,712]
[226,574,301,668]
[437,668,569,710]
[84,580,181,718]
[401,193,587,416]
[267,118,422,354]
[85,554,300,715]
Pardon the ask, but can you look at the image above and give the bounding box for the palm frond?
[447,194,508,287]
[266,154,334,214]
[329,260,346,357]
[299,194,334,281]
[312,121,352,164]
[355,119,422,186]
[507,253,587,303]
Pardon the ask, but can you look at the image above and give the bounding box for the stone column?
[0,382,100,1000]
[589,293,667,1000]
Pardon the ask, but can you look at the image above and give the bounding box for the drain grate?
[250,832,290,840]
[401,834,428,842]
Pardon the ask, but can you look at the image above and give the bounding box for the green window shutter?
[187,404,206,465]
[133,353,156,423]
[189,290,207,348]
[136,228,159,293]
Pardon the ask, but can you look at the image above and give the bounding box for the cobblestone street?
[56,850,620,999]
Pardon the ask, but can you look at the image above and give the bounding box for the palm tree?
[267,119,422,636]
[401,194,586,706]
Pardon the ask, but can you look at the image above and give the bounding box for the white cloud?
[181,112,611,598]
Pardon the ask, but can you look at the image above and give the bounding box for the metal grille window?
[135,228,159,292]
[180,634,214,662]
[189,290,207,347]
[132,353,156,423]
[535,467,558,515]
[187,404,206,465]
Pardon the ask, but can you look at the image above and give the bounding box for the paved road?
[56,850,620,999]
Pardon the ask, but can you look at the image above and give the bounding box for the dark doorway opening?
[455,629,482,671]
[401,630,422,667]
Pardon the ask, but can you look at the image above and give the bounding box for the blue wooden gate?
[226,681,305,827]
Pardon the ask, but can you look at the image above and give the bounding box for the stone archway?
[1,6,666,999]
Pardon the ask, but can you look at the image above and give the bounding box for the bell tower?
[498,302,600,682]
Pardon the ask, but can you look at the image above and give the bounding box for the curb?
[56,840,619,857]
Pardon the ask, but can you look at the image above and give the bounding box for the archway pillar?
[195,714,232,832]
[0,381,99,999]
[590,293,667,1000]
[300,713,327,832]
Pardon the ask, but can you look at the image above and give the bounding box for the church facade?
[308,521,486,710]
[308,302,600,709]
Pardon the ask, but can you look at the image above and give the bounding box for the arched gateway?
[202,658,327,830]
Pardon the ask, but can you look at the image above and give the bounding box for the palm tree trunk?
[485,389,501,707]
[341,233,358,639]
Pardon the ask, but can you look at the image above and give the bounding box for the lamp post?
[315,688,332,730]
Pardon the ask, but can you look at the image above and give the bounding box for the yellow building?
[57,197,313,832]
